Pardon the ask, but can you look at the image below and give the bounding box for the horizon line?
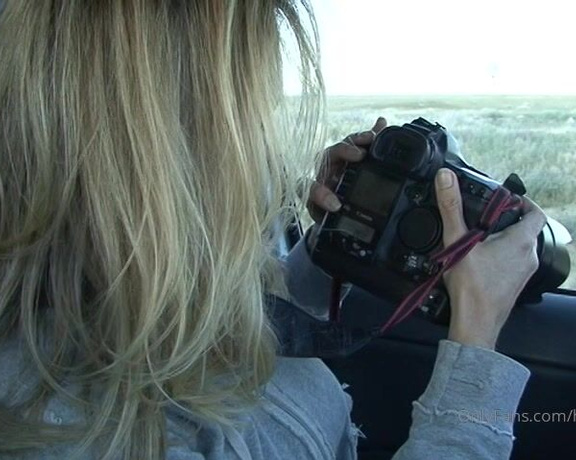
[321,93,576,98]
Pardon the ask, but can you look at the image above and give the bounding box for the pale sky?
[285,0,576,95]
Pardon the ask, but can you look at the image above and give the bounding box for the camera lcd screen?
[348,170,401,216]
[336,215,375,244]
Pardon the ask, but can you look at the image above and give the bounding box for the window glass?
[307,0,576,289]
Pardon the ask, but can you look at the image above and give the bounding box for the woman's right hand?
[434,168,547,350]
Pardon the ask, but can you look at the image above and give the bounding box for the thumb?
[435,168,468,246]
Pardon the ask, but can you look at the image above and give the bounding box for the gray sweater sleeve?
[393,340,530,460]
[283,232,530,460]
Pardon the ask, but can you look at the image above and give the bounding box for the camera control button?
[405,184,427,203]
[398,207,441,252]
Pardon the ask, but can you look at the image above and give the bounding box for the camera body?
[310,118,525,322]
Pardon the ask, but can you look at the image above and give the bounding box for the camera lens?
[526,221,571,294]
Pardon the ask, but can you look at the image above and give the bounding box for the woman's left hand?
[307,117,388,223]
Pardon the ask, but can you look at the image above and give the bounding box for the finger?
[435,168,468,246]
[327,142,367,164]
[521,196,546,222]
[346,117,388,147]
[345,131,374,147]
[309,181,342,213]
[371,116,387,135]
[502,196,547,243]
[520,197,547,234]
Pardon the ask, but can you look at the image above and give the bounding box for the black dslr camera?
[311,118,570,323]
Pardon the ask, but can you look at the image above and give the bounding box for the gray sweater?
[0,236,530,459]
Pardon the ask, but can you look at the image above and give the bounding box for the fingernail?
[325,194,342,212]
[436,170,454,190]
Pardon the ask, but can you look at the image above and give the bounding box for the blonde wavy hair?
[0,1,324,458]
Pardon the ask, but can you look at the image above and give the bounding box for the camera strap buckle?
[478,187,524,239]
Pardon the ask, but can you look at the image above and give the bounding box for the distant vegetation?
[324,95,576,289]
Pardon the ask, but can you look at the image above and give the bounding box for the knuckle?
[325,143,343,158]
[352,130,373,141]
[538,214,548,231]
[518,241,539,275]
[330,142,360,160]
[518,238,532,253]
[530,243,540,263]
[343,143,360,155]
[309,183,327,203]
[439,196,461,212]
[313,185,330,201]
[309,180,321,194]
[530,212,546,233]
[527,254,539,276]
[520,235,538,253]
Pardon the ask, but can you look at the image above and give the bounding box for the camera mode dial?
[398,207,442,252]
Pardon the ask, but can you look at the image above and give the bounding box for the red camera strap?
[377,187,524,334]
